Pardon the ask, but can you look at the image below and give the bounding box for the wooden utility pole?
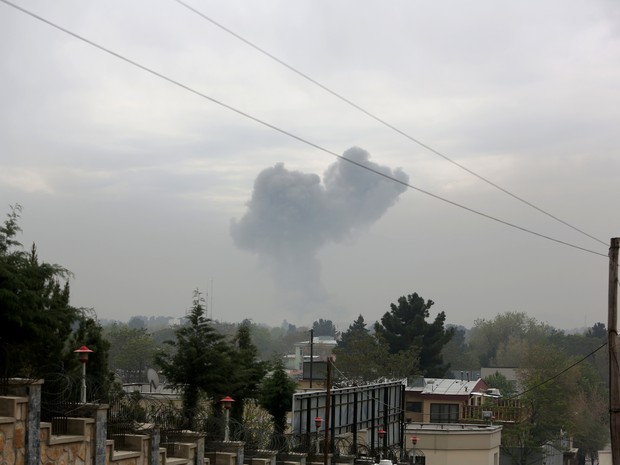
[609,237,620,464]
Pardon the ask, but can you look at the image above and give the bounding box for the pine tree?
[374,293,453,377]
[156,290,235,429]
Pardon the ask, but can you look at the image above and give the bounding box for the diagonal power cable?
[0,0,608,259]
[172,0,608,248]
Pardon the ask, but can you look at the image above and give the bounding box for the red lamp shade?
[314,416,323,429]
[411,436,418,445]
[74,345,93,363]
[220,396,235,410]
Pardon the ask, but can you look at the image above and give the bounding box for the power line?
[507,341,607,400]
[172,0,608,249]
[0,0,608,260]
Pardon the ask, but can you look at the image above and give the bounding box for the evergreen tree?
[374,292,453,377]
[156,290,235,429]
[0,205,78,377]
[68,309,114,401]
[229,320,268,424]
[312,319,337,337]
[335,315,420,383]
[337,315,367,350]
[259,361,297,434]
[0,206,112,404]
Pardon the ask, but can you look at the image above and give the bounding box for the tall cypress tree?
[229,320,268,424]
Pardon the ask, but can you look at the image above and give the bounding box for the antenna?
[210,278,214,320]
[147,368,160,392]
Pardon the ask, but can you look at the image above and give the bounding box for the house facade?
[404,377,489,424]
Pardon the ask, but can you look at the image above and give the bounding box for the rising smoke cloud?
[230,146,409,315]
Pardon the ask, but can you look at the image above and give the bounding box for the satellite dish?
[147,368,160,391]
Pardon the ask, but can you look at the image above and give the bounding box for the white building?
[406,423,502,465]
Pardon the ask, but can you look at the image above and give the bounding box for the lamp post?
[220,396,235,441]
[314,416,322,454]
[74,345,93,403]
[410,436,418,464]
[378,427,386,460]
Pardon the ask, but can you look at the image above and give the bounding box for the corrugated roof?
[406,378,483,395]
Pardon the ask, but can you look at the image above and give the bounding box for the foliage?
[229,320,269,423]
[468,312,555,367]
[238,320,310,360]
[586,322,606,340]
[0,206,78,377]
[0,206,112,403]
[501,343,608,464]
[571,380,608,462]
[312,319,337,337]
[440,325,478,371]
[333,315,420,383]
[155,290,235,429]
[68,309,114,401]
[104,322,158,382]
[483,371,515,398]
[258,360,297,434]
[374,292,453,377]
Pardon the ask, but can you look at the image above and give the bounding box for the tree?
[468,312,555,367]
[156,290,235,429]
[127,316,146,330]
[229,320,269,424]
[258,360,297,434]
[502,343,606,465]
[68,309,114,401]
[0,206,112,403]
[312,319,337,337]
[104,322,158,382]
[0,205,78,377]
[374,293,453,377]
[334,315,420,383]
[572,380,608,464]
[483,371,515,398]
[441,325,478,372]
[337,315,367,351]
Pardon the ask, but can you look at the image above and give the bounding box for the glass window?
[430,403,459,423]
[406,401,422,413]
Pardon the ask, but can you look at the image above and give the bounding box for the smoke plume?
[230,146,408,314]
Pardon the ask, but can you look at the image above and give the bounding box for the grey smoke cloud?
[230,147,408,312]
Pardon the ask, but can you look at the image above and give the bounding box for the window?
[430,403,459,423]
[406,401,422,413]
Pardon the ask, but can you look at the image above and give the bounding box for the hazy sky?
[1,0,619,331]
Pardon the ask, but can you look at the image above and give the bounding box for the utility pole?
[310,329,314,388]
[609,237,620,465]
[323,358,332,465]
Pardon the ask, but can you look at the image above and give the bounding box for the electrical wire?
[0,0,608,260]
[507,341,607,400]
[172,0,608,249]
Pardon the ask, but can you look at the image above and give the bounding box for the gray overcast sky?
[1,0,619,330]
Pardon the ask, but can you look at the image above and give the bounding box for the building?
[406,423,502,465]
[404,377,489,424]
[287,336,338,390]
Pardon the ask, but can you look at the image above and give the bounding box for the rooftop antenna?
[210,278,214,320]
